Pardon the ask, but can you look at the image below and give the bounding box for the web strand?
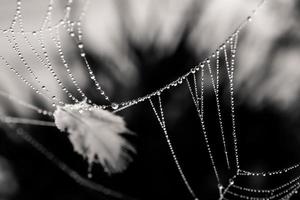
[0,123,138,200]
[186,67,222,186]
[206,58,231,170]
[113,0,267,113]
[50,27,91,102]
[149,96,198,200]
[0,116,55,127]
[0,90,53,116]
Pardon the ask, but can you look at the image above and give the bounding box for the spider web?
[0,0,300,199]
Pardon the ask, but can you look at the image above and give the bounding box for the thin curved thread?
[0,115,55,127]
[114,0,267,113]
[0,90,53,115]
[0,123,138,200]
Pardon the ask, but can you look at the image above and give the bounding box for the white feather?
[53,101,135,174]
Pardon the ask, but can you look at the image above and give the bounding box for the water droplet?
[65,5,71,11]
[218,184,224,192]
[78,33,83,40]
[69,31,75,37]
[111,103,119,110]
[80,52,86,57]
[78,42,84,49]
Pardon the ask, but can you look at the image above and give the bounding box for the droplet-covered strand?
[149,96,198,199]
[206,59,231,170]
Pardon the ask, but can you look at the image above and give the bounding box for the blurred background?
[0,0,300,199]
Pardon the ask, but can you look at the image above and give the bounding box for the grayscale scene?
[0,0,300,199]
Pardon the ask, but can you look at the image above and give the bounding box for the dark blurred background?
[1,0,300,199]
